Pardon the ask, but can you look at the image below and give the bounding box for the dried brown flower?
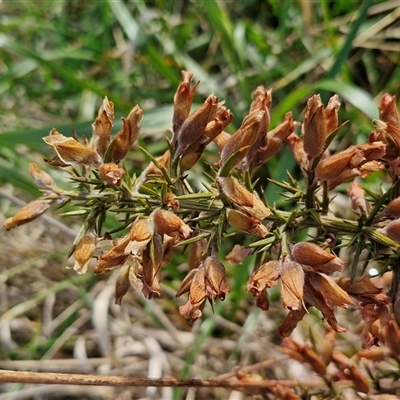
[29,162,55,190]
[254,112,296,166]
[112,105,143,164]
[172,71,199,139]
[177,255,230,322]
[291,242,345,273]
[175,94,221,157]
[218,176,270,220]
[91,97,114,158]
[220,109,266,167]
[3,199,51,231]
[226,208,269,238]
[43,129,102,166]
[152,209,192,240]
[71,234,97,274]
[280,258,305,311]
[99,163,125,186]
[247,260,281,310]
[315,142,386,182]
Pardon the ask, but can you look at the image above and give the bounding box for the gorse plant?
[4,70,400,393]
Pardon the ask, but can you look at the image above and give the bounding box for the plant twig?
[0,369,323,389]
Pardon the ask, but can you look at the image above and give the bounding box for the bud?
[286,132,306,168]
[245,86,272,161]
[302,94,340,159]
[29,162,55,189]
[172,71,199,139]
[180,106,233,171]
[112,105,143,163]
[152,209,192,240]
[178,266,207,322]
[291,242,345,273]
[384,197,400,218]
[218,176,253,206]
[203,255,231,301]
[226,208,269,238]
[4,199,51,230]
[249,86,272,115]
[72,234,97,274]
[324,94,340,134]
[43,129,102,166]
[379,93,400,126]
[300,345,328,375]
[91,97,114,157]
[95,234,131,274]
[220,110,265,167]
[99,163,125,186]
[175,94,220,156]
[254,112,296,166]
[218,177,270,220]
[379,219,400,242]
[302,95,327,158]
[315,142,386,182]
[280,258,304,311]
[203,107,234,141]
[125,218,154,255]
[270,385,301,400]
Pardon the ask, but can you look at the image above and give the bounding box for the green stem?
[305,170,316,209]
[270,210,399,248]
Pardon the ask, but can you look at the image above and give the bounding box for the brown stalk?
[0,369,323,389]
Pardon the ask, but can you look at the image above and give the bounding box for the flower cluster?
[4,71,400,354]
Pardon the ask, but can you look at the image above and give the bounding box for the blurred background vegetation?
[1,1,400,399]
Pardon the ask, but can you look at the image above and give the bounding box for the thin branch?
[0,369,323,389]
